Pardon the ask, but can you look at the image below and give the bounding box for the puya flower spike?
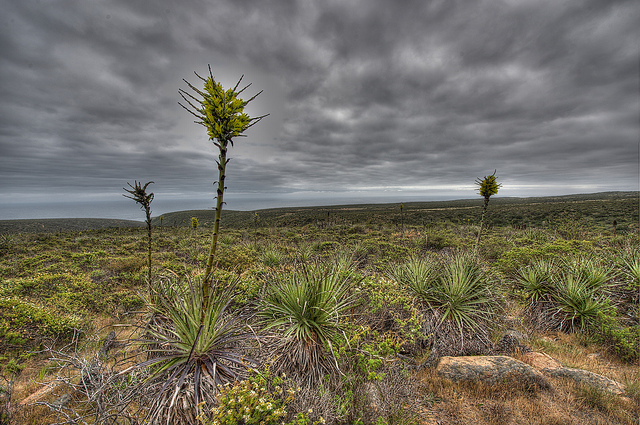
[179,65,267,290]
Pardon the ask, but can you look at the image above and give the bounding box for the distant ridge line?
[1,191,636,234]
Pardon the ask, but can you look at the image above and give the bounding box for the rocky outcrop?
[435,352,626,396]
[521,352,626,395]
[435,355,550,389]
[520,351,562,371]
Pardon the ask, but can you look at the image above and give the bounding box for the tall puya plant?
[474,170,501,256]
[179,65,267,295]
[124,180,154,286]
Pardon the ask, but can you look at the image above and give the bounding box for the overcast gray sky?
[1,0,638,219]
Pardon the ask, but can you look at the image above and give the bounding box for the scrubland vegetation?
[1,71,637,424]
[0,192,638,425]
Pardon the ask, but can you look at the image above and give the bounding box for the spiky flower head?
[123,180,154,212]
[179,66,267,146]
[475,170,501,201]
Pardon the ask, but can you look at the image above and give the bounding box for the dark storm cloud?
[0,0,637,216]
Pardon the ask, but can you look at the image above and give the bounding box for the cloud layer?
[1,0,638,216]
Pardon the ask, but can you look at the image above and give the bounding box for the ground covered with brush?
[0,203,638,425]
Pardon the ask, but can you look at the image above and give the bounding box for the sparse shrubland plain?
[1,192,638,425]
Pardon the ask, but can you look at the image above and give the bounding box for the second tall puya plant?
[123,180,154,286]
[179,66,266,299]
[474,170,501,256]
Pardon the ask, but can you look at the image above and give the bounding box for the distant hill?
[1,191,637,234]
[153,191,638,232]
[0,218,145,234]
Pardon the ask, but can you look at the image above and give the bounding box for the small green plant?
[551,272,613,331]
[618,246,640,291]
[0,235,14,257]
[295,243,315,263]
[191,216,199,233]
[563,256,613,293]
[474,170,501,255]
[593,310,639,362]
[198,371,294,425]
[575,383,618,414]
[123,180,154,286]
[553,212,587,239]
[261,244,285,268]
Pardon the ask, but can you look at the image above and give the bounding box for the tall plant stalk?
[123,180,154,286]
[474,170,501,256]
[179,65,266,300]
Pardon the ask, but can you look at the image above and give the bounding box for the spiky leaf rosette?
[515,258,557,304]
[388,254,440,300]
[258,262,355,383]
[419,254,502,364]
[135,275,257,422]
[429,254,499,336]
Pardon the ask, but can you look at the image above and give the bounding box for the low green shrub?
[355,275,423,347]
[0,235,15,257]
[260,245,285,268]
[496,239,595,276]
[199,374,292,425]
[312,241,340,254]
[198,368,326,425]
[592,310,639,362]
[216,245,257,272]
[423,228,458,250]
[0,298,82,348]
[104,256,146,275]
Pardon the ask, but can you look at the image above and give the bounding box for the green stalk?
[203,138,228,288]
[145,207,152,286]
[123,180,154,289]
[179,67,266,321]
[473,171,501,257]
[474,197,489,256]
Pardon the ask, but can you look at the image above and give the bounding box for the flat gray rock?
[436,355,549,389]
[521,352,626,395]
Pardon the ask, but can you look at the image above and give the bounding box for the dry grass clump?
[413,331,639,425]
[418,364,638,425]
